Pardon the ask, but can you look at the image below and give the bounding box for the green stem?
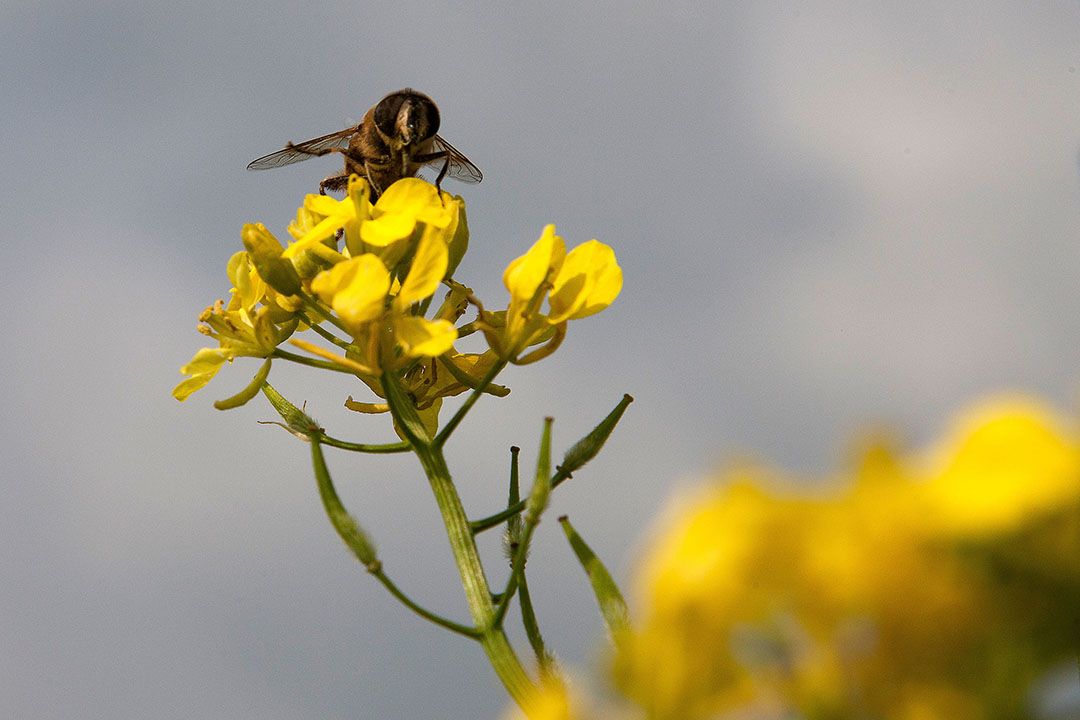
[369,567,481,638]
[309,434,476,638]
[272,348,357,374]
[413,444,537,710]
[302,297,351,334]
[471,466,572,534]
[305,317,353,350]
[517,573,551,671]
[439,355,510,397]
[501,448,550,668]
[317,435,411,453]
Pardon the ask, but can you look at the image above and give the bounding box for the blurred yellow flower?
[612,395,1080,720]
[504,676,587,720]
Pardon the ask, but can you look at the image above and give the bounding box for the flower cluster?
[508,396,1080,720]
[174,177,622,426]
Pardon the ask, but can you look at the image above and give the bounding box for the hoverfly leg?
[320,173,349,195]
[413,150,451,205]
[434,153,451,203]
[363,160,384,198]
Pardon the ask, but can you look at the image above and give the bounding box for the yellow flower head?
[177,178,621,414]
[493,225,622,361]
[290,177,467,371]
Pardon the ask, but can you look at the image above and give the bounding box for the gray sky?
[3,2,1079,718]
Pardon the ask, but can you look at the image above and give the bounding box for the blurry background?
[2,2,1079,718]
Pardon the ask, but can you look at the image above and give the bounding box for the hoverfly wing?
[246,127,358,171]
[430,135,483,183]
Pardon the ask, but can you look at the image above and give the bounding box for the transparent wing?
[428,135,483,183]
[246,127,358,170]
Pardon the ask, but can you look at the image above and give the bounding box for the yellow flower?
[371,176,455,235]
[283,191,357,259]
[172,251,300,401]
[615,479,785,719]
[505,225,566,304]
[295,178,464,371]
[177,177,617,419]
[295,177,463,360]
[492,225,622,361]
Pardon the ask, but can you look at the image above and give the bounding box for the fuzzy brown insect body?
[246,89,482,200]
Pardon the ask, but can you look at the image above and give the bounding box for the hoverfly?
[246,89,482,200]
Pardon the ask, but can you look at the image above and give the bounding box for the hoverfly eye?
[417,98,439,137]
[374,93,408,136]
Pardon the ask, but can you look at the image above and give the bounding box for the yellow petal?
[549,240,622,322]
[310,255,390,327]
[394,225,449,310]
[287,214,350,257]
[375,178,453,228]
[286,205,320,240]
[344,397,390,414]
[173,347,230,400]
[279,194,356,258]
[395,316,457,358]
[503,225,565,301]
[445,196,469,276]
[360,212,417,247]
[227,251,266,312]
[343,176,373,255]
[304,193,348,217]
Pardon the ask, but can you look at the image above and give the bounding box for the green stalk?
[272,348,357,374]
[413,444,537,711]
